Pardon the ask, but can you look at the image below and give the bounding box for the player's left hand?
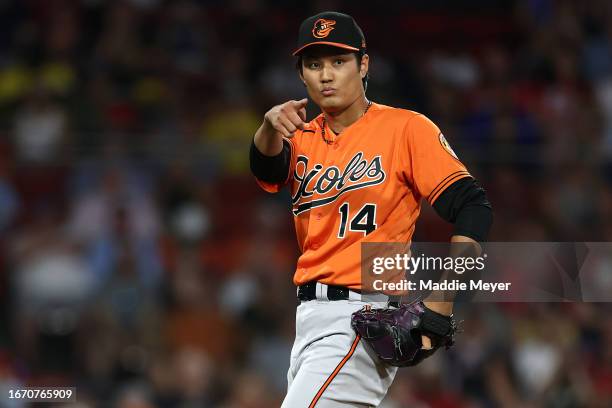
[351,301,457,367]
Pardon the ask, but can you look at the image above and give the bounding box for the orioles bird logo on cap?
[312,18,336,38]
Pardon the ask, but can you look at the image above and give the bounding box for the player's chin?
[317,96,344,112]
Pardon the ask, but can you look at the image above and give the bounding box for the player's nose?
[320,64,333,82]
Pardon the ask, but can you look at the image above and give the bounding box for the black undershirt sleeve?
[432,177,493,242]
[249,139,292,184]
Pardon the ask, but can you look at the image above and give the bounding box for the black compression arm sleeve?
[249,139,292,183]
[432,177,493,242]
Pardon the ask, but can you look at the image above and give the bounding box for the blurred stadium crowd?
[0,0,611,407]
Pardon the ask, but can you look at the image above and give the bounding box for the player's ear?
[296,56,307,87]
[299,71,307,87]
[360,53,369,79]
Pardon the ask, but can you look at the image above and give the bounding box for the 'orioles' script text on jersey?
[291,152,386,215]
[256,103,471,289]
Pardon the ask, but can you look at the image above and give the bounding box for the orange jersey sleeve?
[402,114,471,204]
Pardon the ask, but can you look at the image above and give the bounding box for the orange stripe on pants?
[308,334,361,408]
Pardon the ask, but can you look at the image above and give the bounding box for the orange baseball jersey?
[256,103,471,289]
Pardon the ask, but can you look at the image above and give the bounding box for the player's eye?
[334,59,344,65]
[307,62,320,69]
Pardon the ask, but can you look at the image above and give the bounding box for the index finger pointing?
[292,98,308,108]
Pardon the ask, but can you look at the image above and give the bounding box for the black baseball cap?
[292,11,366,56]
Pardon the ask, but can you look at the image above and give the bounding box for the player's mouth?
[321,87,336,96]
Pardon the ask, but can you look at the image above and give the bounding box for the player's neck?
[323,95,369,134]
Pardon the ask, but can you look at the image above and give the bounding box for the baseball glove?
[351,302,456,367]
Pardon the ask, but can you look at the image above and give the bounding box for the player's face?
[300,46,368,113]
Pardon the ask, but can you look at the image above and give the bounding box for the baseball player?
[249,11,492,407]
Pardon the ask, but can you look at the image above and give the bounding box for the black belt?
[297,282,401,307]
[298,281,352,301]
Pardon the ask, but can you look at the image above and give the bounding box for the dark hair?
[296,49,369,91]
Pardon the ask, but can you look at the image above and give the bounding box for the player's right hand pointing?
[263,98,308,138]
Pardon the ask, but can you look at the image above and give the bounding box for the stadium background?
[0,0,611,406]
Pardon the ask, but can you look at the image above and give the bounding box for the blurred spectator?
[67,164,163,290]
[12,90,68,164]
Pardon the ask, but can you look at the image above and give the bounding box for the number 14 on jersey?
[337,203,377,238]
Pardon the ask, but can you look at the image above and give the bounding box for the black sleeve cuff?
[452,204,493,242]
[249,139,292,184]
[432,177,493,242]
